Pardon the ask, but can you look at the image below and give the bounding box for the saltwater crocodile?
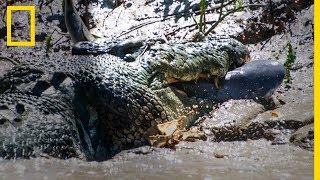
[0,0,284,160]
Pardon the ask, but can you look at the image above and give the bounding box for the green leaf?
[45,34,53,55]
[283,42,296,84]
[199,0,206,33]
[191,14,200,31]
[237,0,243,9]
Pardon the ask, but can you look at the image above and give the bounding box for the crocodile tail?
[63,0,95,43]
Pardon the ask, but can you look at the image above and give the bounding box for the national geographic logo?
[6,6,35,46]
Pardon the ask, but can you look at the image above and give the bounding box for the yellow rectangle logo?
[6,6,36,47]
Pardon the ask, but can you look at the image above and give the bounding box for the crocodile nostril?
[16,103,26,114]
[0,118,8,125]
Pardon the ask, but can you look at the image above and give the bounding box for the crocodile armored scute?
[0,92,81,159]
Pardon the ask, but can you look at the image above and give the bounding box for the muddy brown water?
[0,140,313,179]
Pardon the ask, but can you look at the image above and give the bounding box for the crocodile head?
[131,38,250,128]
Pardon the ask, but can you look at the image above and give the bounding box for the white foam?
[225,73,231,80]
